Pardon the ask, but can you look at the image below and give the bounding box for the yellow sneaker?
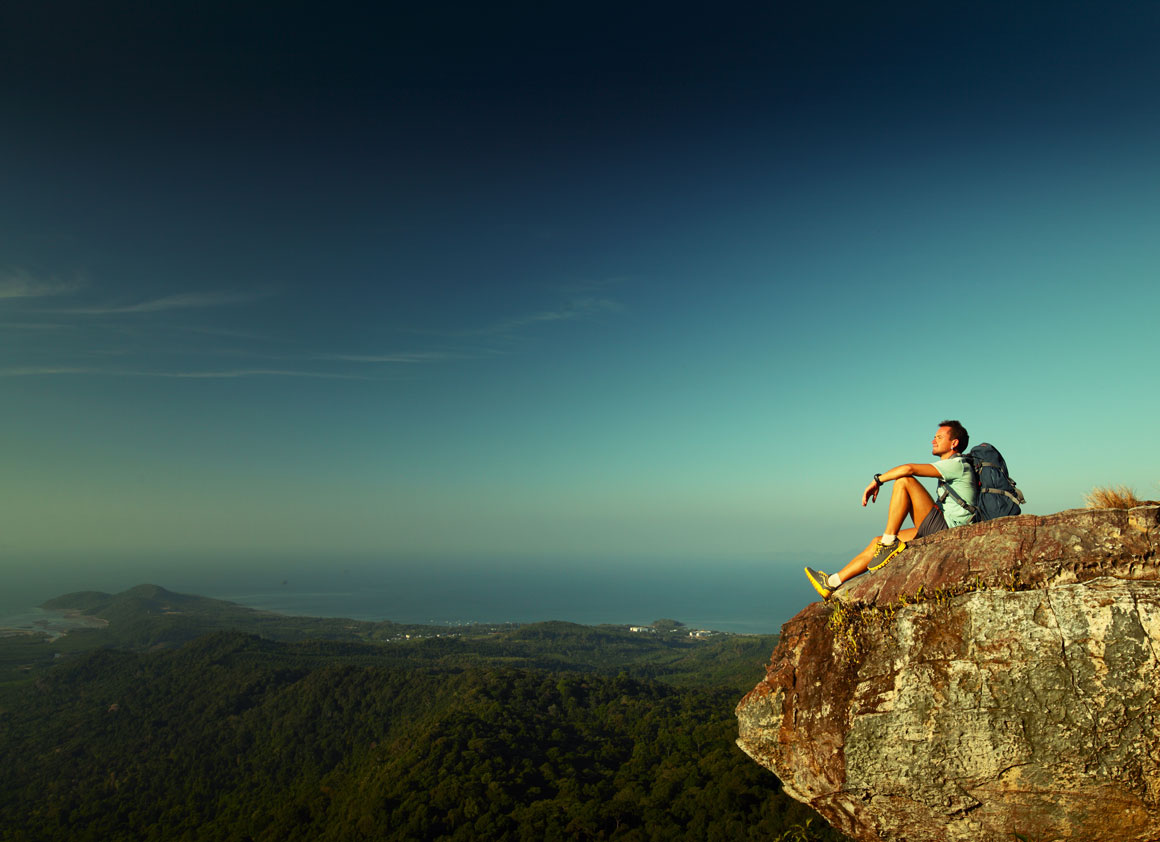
[867,539,906,571]
[804,566,835,600]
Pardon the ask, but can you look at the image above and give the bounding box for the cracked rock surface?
[736,506,1160,842]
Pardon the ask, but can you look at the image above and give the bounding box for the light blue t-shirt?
[934,456,978,527]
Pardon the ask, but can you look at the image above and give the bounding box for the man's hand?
[862,479,881,506]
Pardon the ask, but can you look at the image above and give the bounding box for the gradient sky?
[3,1,1159,583]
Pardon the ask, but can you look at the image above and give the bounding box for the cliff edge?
[737,506,1160,842]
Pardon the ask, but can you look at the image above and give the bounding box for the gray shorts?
[916,506,949,538]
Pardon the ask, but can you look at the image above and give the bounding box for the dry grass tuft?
[1084,485,1142,509]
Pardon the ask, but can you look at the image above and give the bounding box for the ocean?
[1,555,835,636]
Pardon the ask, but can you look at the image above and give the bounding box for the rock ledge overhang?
[737,506,1160,842]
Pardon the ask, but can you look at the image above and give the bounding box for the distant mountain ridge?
[17,584,776,691]
[39,583,403,650]
[45,583,262,616]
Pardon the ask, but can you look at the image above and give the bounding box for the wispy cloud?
[0,366,371,380]
[4,277,626,382]
[159,368,370,380]
[178,324,279,342]
[0,321,76,331]
[146,348,483,366]
[443,295,626,338]
[0,367,95,377]
[490,297,622,332]
[0,269,84,300]
[312,350,475,364]
[60,290,271,315]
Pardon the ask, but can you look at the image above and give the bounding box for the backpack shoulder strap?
[937,455,980,521]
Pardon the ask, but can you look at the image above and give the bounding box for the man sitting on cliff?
[804,420,978,600]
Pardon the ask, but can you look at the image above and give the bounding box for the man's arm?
[862,463,942,506]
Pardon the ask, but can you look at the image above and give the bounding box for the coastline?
[0,608,108,641]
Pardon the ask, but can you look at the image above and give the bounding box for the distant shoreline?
[0,608,108,641]
[51,609,110,629]
[5,582,789,637]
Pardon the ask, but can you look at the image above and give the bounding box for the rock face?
[737,506,1160,842]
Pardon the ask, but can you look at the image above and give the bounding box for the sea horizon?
[2,555,839,636]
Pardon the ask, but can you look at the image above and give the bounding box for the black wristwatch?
[873,473,884,486]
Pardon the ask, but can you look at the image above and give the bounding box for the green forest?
[0,587,848,841]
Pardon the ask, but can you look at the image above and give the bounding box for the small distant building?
[688,629,714,638]
[629,626,657,633]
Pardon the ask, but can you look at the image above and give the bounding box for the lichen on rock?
[737,506,1160,842]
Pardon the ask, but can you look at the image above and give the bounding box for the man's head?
[933,420,969,456]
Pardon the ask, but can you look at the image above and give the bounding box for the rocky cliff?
[737,506,1160,842]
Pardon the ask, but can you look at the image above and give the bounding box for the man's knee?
[895,476,932,502]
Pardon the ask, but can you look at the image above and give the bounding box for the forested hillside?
[0,590,847,841]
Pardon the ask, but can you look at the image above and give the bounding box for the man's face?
[931,426,958,456]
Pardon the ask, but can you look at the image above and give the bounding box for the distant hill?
[46,582,297,616]
[6,584,778,692]
[39,583,398,650]
[39,589,113,612]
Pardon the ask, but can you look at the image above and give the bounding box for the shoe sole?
[868,540,906,572]
[803,567,832,600]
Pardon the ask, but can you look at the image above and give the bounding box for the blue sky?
[2,1,1159,591]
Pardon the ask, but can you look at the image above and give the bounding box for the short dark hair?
[939,419,969,452]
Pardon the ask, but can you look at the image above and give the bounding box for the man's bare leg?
[836,528,920,581]
[883,477,936,537]
[836,478,937,583]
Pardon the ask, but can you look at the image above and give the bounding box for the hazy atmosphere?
[3,2,1158,624]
